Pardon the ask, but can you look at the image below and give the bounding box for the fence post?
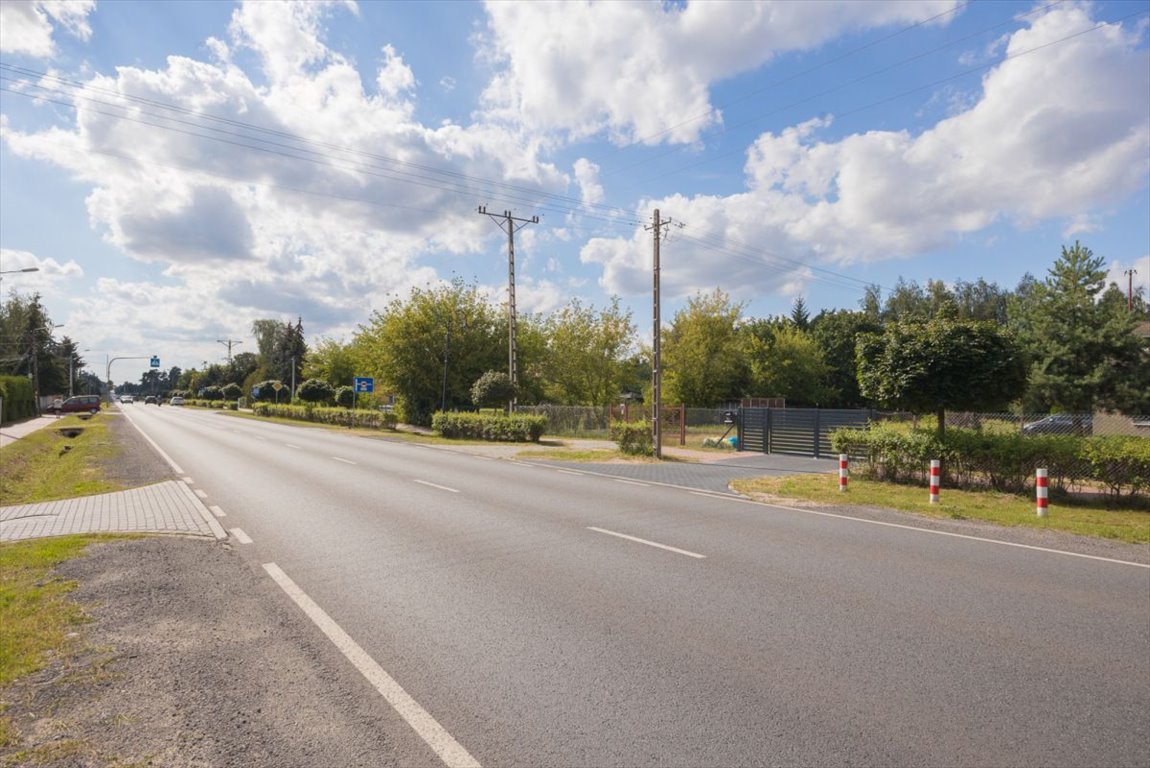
[1036,468,1048,517]
[929,459,940,504]
[839,454,848,492]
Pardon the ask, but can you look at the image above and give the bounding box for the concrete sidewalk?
[0,414,64,448]
[0,480,227,542]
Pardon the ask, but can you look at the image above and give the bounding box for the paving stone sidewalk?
[0,480,227,542]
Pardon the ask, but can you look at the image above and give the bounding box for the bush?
[334,386,355,408]
[200,385,224,401]
[471,371,517,409]
[297,378,334,404]
[431,411,546,442]
[610,420,653,456]
[252,402,398,430]
[222,382,243,401]
[0,375,35,423]
[832,425,1148,500]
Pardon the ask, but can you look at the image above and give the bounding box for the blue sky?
[1,0,1148,383]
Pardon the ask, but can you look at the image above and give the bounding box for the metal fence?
[879,411,1150,438]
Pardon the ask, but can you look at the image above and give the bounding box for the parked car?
[1022,414,1093,436]
[120,395,134,404]
[170,396,185,406]
[145,395,158,405]
[47,395,101,415]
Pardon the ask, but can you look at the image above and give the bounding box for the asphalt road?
[121,405,1150,767]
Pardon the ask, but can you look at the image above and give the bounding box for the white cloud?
[0,0,94,58]
[573,158,603,207]
[1,0,570,359]
[478,0,961,145]
[582,4,1150,301]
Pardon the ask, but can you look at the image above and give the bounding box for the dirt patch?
[0,538,401,768]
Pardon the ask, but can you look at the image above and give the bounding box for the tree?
[810,309,881,408]
[306,338,357,388]
[540,297,636,406]
[353,278,504,425]
[471,370,517,410]
[1010,242,1149,413]
[297,378,334,404]
[662,289,750,406]
[856,318,1027,438]
[789,296,811,331]
[221,383,243,401]
[746,325,831,407]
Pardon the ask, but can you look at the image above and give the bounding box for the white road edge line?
[262,563,481,768]
[693,491,1150,569]
[286,443,301,449]
[229,527,253,545]
[209,505,226,518]
[413,479,460,494]
[332,456,357,465]
[613,479,650,487]
[588,526,706,559]
[120,408,184,474]
[556,469,584,477]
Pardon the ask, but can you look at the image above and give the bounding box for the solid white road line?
[286,443,301,449]
[413,479,460,494]
[209,505,226,518]
[696,492,1150,569]
[556,469,584,477]
[332,456,357,465]
[121,409,184,474]
[588,526,706,559]
[263,563,481,768]
[613,479,650,487]
[229,527,253,544]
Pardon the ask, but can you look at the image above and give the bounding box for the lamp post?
[68,348,91,398]
[27,323,63,415]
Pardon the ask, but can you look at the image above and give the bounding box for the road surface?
[121,405,1150,767]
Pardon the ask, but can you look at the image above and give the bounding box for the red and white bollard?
[839,454,848,492]
[929,459,940,504]
[1036,467,1048,517]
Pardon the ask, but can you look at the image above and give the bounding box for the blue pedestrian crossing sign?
[150,356,160,368]
[354,377,374,393]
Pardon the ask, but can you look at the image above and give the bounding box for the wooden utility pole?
[1125,268,1139,312]
[478,206,538,407]
[646,209,673,459]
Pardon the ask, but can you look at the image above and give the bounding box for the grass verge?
[731,474,1150,544]
[0,417,122,505]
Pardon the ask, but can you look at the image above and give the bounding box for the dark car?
[48,395,101,415]
[145,395,158,405]
[1022,414,1093,436]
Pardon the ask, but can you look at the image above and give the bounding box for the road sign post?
[353,377,374,411]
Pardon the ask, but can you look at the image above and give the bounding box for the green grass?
[0,536,101,687]
[0,416,122,505]
[731,474,1150,544]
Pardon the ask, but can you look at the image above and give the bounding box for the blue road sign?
[150,356,160,368]
[354,377,374,393]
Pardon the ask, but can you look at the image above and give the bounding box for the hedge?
[610,420,654,456]
[252,403,398,430]
[431,411,546,442]
[0,375,34,423]
[832,424,1149,500]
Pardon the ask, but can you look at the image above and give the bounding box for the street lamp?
[0,266,40,277]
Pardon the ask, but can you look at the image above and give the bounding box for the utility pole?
[1125,269,1139,312]
[217,338,242,362]
[646,209,673,460]
[478,206,538,409]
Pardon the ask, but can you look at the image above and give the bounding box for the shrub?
[334,386,355,408]
[222,382,243,401]
[297,378,334,404]
[200,385,224,401]
[610,420,653,456]
[0,375,34,422]
[471,371,517,409]
[252,402,398,430]
[431,411,546,442]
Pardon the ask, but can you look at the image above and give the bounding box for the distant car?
[1022,414,1093,436]
[145,395,158,405]
[48,395,101,415]
[170,396,185,406]
[120,395,134,404]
